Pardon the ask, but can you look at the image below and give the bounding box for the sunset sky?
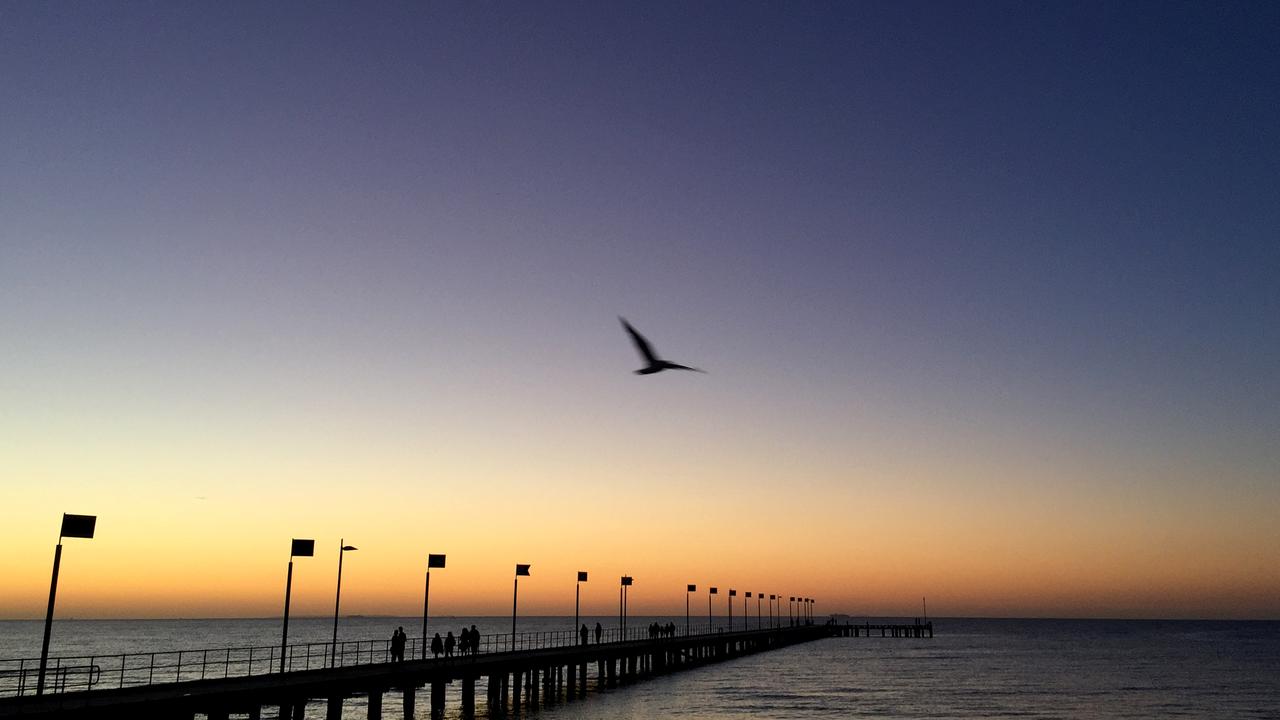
[2,2,1277,621]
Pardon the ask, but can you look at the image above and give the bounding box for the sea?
[2,617,1277,719]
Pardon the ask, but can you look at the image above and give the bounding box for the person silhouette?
[470,625,480,656]
[431,632,443,659]
[390,626,406,662]
[594,622,603,644]
[580,623,589,646]
[445,631,456,658]
[458,626,470,655]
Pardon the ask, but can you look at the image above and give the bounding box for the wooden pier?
[2,626,829,719]
[1,621,933,719]
[835,620,934,638]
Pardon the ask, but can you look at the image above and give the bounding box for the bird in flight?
[620,317,706,375]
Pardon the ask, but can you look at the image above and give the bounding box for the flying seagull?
[620,317,706,375]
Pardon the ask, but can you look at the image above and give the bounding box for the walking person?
[580,623,589,646]
[470,625,480,656]
[594,622,603,644]
[431,632,443,659]
[445,630,456,658]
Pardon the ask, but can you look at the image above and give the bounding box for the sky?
[2,1,1278,621]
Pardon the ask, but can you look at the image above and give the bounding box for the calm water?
[2,617,1277,718]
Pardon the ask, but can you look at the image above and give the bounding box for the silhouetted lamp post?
[756,592,763,629]
[37,513,96,695]
[789,596,795,626]
[745,592,753,628]
[281,538,314,673]
[769,594,776,628]
[728,589,736,631]
[329,541,358,667]
[708,587,717,630]
[512,564,530,650]
[686,584,696,636]
[422,554,446,660]
[620,576,633,638]
[575,571,588,637]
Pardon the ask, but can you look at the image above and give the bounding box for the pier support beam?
[462,676,475,716]
[402,686,416,720]
[430,679,445,716]
[368,690,382,720]
[327,695,343,720]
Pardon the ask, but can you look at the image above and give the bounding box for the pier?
[1,621,932,719]
[1,625,813,719]
[836,620,934,638]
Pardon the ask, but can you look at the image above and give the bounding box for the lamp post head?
[60,514,97,540]
[342,545,357,551]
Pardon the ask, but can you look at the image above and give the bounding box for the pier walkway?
[0,621,931,719]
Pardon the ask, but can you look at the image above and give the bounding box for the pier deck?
[1,622,931,719]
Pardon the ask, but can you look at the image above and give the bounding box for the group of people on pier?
[579,622,605,645]
[648,621,678,638]
[429,625,481,658]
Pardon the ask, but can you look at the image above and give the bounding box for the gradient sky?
[2,1,1278,621]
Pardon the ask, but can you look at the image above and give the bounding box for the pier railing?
[0,620,797,697]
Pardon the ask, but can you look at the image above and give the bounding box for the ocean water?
[2,617,1277,718]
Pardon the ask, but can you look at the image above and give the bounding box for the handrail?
[0,620,801,697]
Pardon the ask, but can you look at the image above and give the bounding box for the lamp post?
[620,576,633,638]
[575,571,588,637]
[789,596,795,627]
[422,554,446,660]
[685,584,696,636]
[744,592,751,628]
[769,594,776,628]
[512,564,530,650]
[756,592,763,629]
[329,541,358,668]
[281,539,314,673]
[37,513,96,695]
[708,587,717,631]
[728,589,736,631]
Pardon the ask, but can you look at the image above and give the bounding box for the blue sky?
[2,2,1277,618]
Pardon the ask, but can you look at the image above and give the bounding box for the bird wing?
[620,317,660,364]
[663,362,706,373]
